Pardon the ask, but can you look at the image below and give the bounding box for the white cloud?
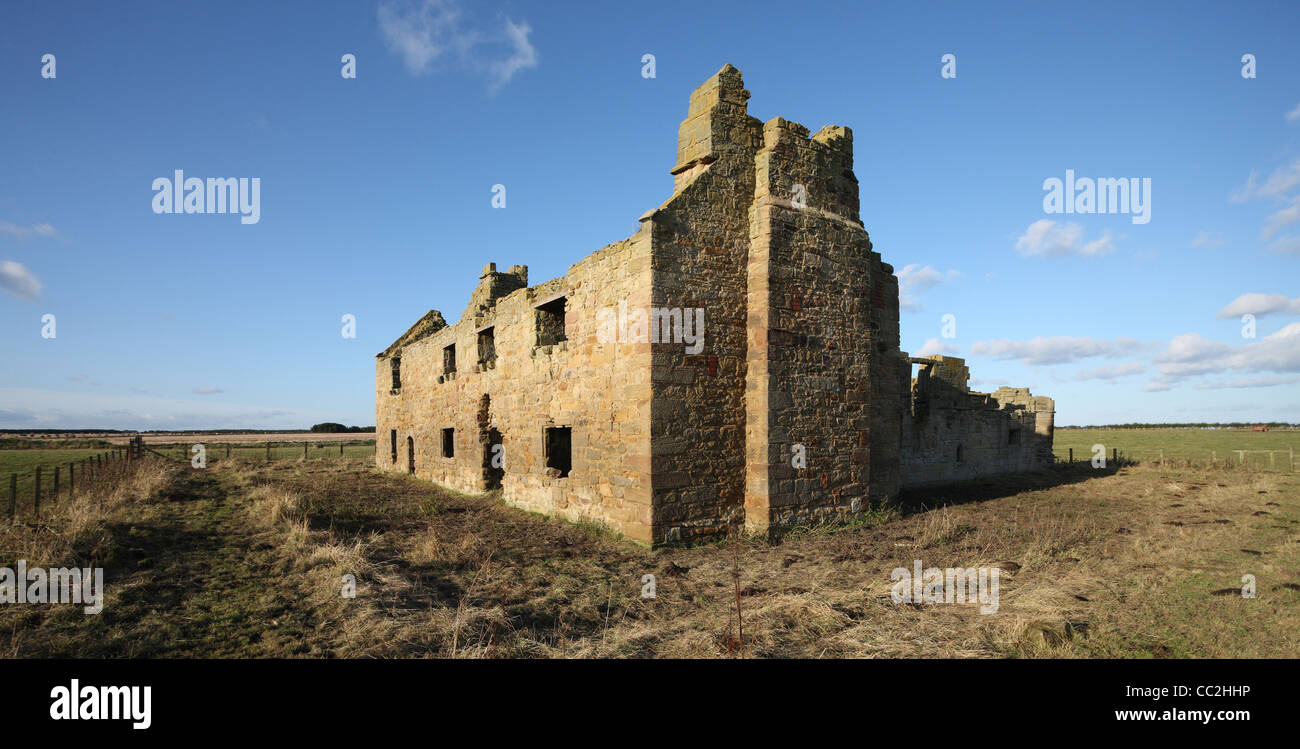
[1015,219,1115,258]
[1267,234,1300,254]
[1191,230,1224,248]
[1152,323,1300,386]
[0,221,58,239]
[1075,361,1145,381]
[969,336,1151,365]
[1231,158,1300,202]
[193,386,224,395]
[378,0,537,91]
[1142,378,1175,392]
[1287,101,1300,125]
[378,0,467,74]
[487,19,538,92]
[1216,293,1300,319]
[896,263,960,311]
[1262,195,1300,239]
[914,337,959,356]
[1192,375,1300,390]
[0,260,43,301]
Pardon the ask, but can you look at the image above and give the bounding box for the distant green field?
[1054,428,1298,468]
[139,441,376,463]
[0,448,116,517]
[0,441,376,518]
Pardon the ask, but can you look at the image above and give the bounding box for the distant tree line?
[309,423,376,433]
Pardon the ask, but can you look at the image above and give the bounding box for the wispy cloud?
[1191,230,1224,248]
[896,263,960,311]
[1075,361,1145,381]
[1229,151,1300,250]
[970,335,1152,365]
[1215,293,1300,319]
[487,19,537,92]
[0,221,58,240]
[1287,101,1300,125]
[1267,234,1300,254]
[1015,219,1114,258]
[914,337,960,356]
[1230,158,1300,202]
[1192,374,1300,390]
[193,386,224,395]
[377,0,537,92]
[0,260,43,301]
[1262,195,1300,239]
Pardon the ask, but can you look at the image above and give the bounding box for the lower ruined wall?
[898,361,1056,488]
[900,402,1048,487]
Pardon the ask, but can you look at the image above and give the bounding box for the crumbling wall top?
[464,262,529,320]
[378,309,447,358]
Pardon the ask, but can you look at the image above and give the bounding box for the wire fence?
[6,444,136,524]
[141,440,376,464]
[5,439,376,524]
[1054,446,1296,471]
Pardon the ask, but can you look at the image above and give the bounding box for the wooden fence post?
[1112,447,1117,465]
[1068,448,1073,463]
[226,443,231,459]
[69,461,75,497]
[339,443,344,458]
[34,465,41,521]
[304,442,308,460]
[266,442,271,462]
[53,466,59,505]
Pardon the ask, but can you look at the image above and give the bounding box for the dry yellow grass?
[5,456,1296,658]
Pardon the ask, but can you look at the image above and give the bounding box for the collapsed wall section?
[899,356,1055,487]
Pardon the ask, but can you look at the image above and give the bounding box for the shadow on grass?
[896,459,1131,515]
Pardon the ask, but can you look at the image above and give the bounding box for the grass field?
[2,429,1296,658]
[1054,428,1298,468]
[0,441,375,520]
[0,448,118,517]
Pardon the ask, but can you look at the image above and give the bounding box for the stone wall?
[375,239,656,544]
[899,356,1055,488]
[743,115,905,533]
[644,64,756,544]
[376,64,1055,546]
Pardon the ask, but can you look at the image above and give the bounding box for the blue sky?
[1,0,1298,429]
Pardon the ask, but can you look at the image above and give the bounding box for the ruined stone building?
[376,64,1054,546]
